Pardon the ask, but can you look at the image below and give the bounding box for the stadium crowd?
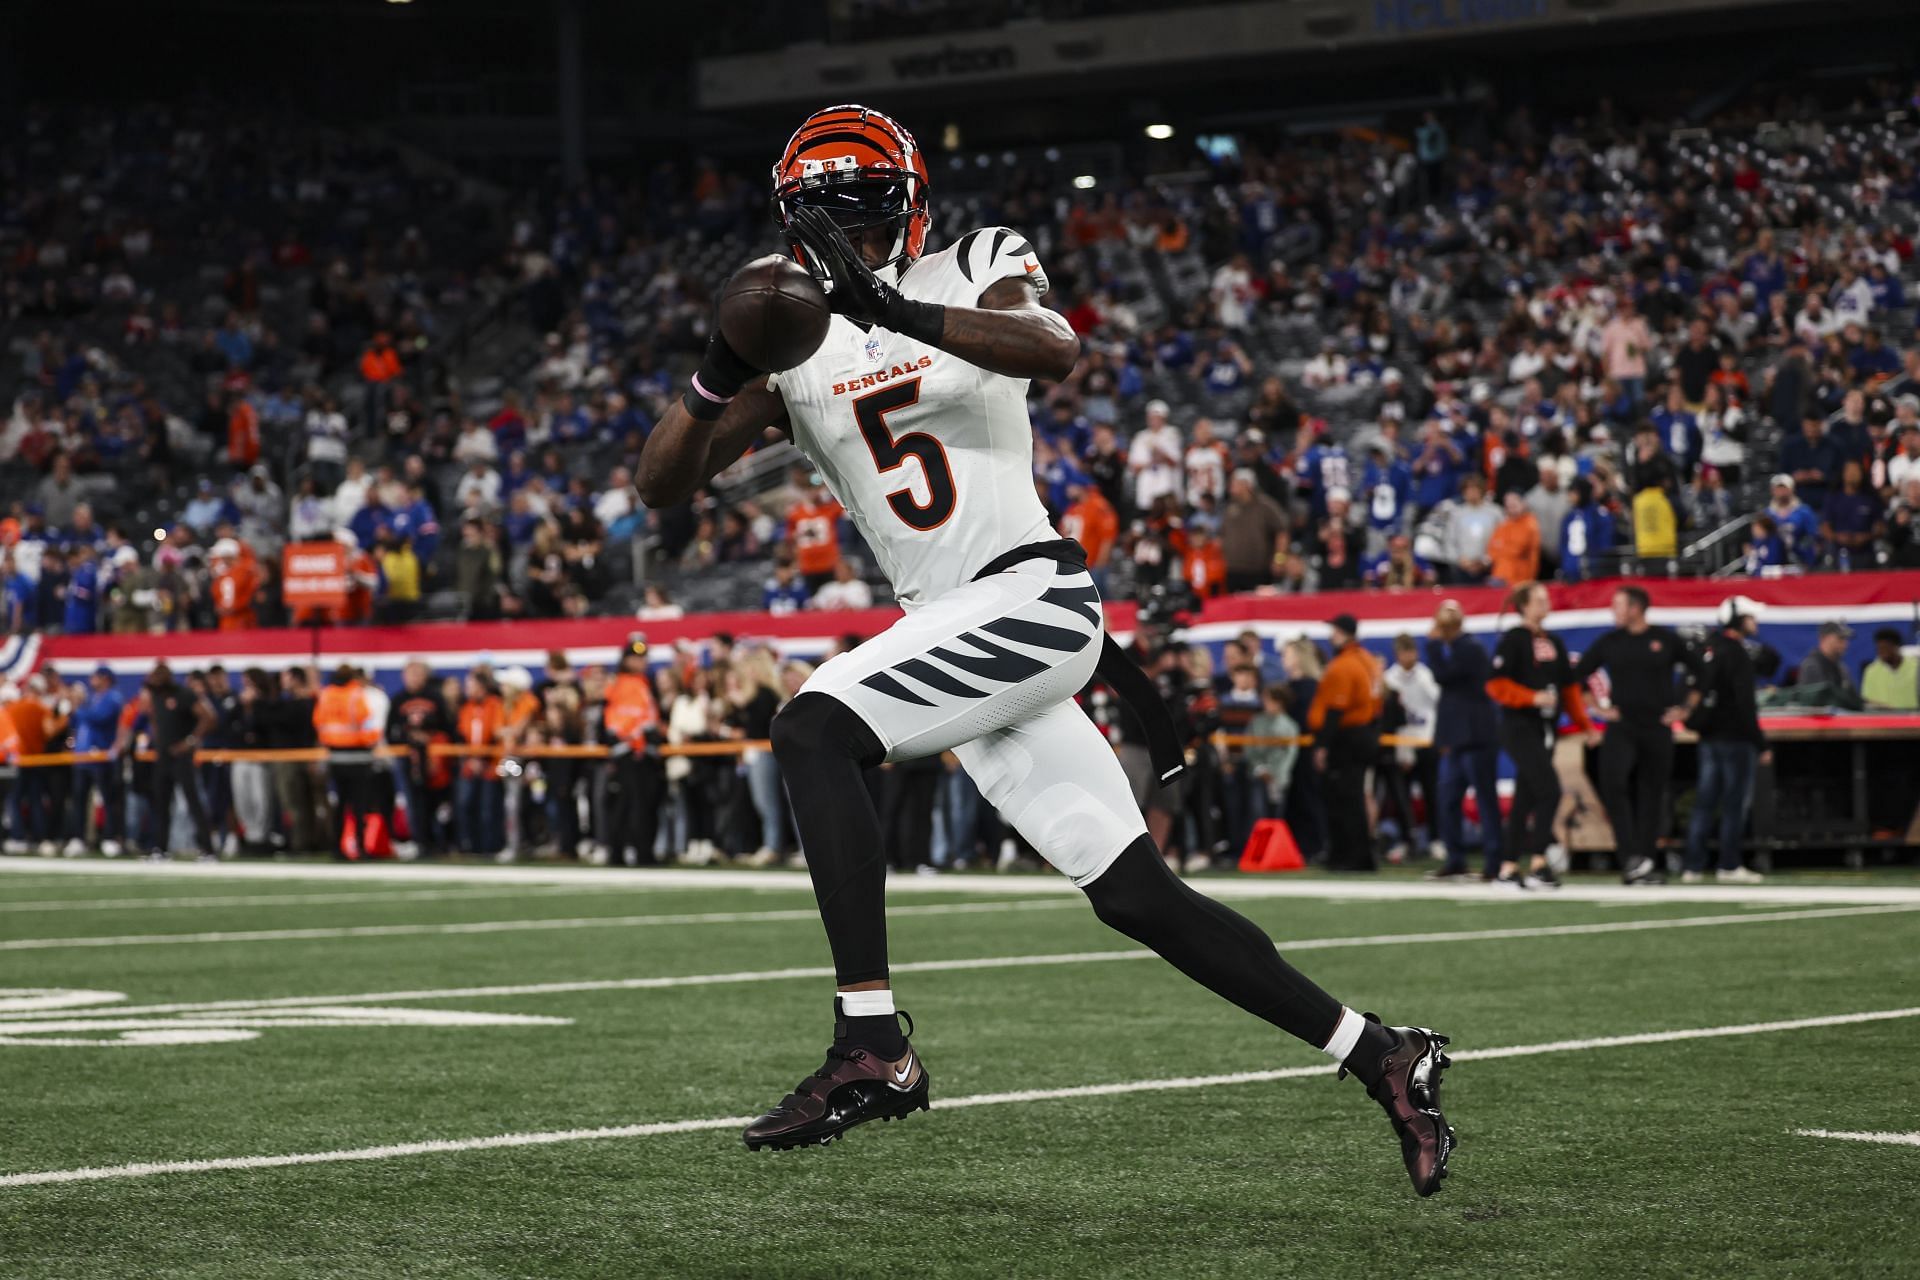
[6,81,1920,634]
[3,589,1913,883]
[3,80,1919,875]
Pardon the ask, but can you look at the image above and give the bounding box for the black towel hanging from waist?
[971,539,1187,788]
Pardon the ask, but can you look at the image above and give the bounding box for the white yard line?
[0,898,1083,952]
[0,885,662,914]
[1793,1129,1920,1147]
[4,1005,1915,1190]
[6,855,1919,905]
[5,903,1909,1024]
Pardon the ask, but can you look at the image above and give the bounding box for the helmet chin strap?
[876,219,911,283]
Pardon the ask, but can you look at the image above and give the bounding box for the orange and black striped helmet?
[772,104,931,277]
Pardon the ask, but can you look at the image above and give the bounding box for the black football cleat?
[1342,1015,1455,1197]
[743,1017,930,1151]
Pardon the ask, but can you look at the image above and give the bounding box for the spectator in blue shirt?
[1033,437,1088,520]
[1039,401,1093,460]
[501,451,535,495]
[503,492,542,546]
[69,668,128,854]
[1848,327,1901,381]
[1292,438,1351,522]
[1741,239,1787,303]
[1866,264,1907,313]
[604,391,652,443]
[762,560,811,616]
[1765,474,1823,565]
[349,499,393,552]
[1742,513,1788,575]
[1649,385,1702,477]
[1360,443,1414,537]
[549,392,593,444]
[181,478,240,536]
[388,484,441,564]
[1821,460,1884,569]
[1825,390,1873,469]
[1558,478,1616,581]
[1779,414,1843,510]
[1412,419,1464,514]
[63,543,100,634]
[3,552,37,634]
[215,312,253,370]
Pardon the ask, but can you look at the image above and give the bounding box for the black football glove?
[683,326,761,422]
[787,205,945,346]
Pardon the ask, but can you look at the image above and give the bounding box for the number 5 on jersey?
[852,376,956,531]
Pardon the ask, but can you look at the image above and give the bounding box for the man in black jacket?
[1683,597,1769,883]
[1423,601,1501,880]
[1573,584,1702,884]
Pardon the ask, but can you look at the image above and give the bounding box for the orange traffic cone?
[362,812,393,859]
[1238,818,1306,873]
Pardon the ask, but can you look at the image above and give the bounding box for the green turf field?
[2,862,1917,1279]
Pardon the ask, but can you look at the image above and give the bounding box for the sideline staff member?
[1573,585,1702,885]
[1684,596,1769,883]
[1486,582,1596,889]
[118,662,217,861]
[1307,614,1382,871]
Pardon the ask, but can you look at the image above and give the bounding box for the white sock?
[838,988,896,1018]
[1321,1006,1368,1063]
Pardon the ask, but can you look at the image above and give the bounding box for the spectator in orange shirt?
[227,394,260,468]
[454,671,505,854]
[1182,520,1228,599]
[209,539,261,630]
[1061,481,1118,577]
[2,677,59,851]
[359,331,403,435]
[359,332,403,384]
[786,478,845,592]
[1307,614,1384,870]
[1487,491,1542,586]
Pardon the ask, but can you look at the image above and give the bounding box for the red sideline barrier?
[27,570,1920,674]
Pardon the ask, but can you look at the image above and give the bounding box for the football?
[718,254,831,372]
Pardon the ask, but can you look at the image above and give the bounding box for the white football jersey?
[768,227,1057,610]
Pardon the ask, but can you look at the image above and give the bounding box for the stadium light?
[1073,174,1097,190]
[1144,123,1175,140]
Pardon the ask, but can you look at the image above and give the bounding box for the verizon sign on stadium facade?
[698,0,1802,107]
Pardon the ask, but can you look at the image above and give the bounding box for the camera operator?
[1682,596,1769,884]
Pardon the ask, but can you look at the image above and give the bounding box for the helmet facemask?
[776,174,927,286]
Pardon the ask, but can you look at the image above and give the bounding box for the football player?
[636,105,1454,1195]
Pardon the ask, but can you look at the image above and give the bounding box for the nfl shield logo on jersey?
[864,335,884,364]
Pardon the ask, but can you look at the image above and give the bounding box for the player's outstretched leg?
[742,691,928,1150]
[1081,835,1456,1195]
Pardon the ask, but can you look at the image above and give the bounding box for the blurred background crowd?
[5,68,1920,637]
[3,1,1918,873]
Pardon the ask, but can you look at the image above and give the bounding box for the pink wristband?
[689,373,734,406]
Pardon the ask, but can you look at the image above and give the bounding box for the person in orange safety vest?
[313,663,391,858]
[599,635,666,867]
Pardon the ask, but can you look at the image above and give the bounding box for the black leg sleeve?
[772,692,891,986]
[1082,834,1345,1049]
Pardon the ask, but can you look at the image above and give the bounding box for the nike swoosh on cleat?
[891,1053,915,1086]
